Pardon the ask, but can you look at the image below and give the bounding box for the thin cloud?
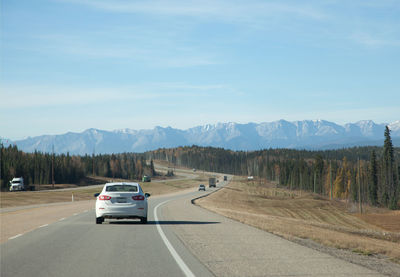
[0,86,160,108]
[0,83,228,108]
[60,0,328,22]
[351,32,400,47]
[28,34,152,59]
[26,32,219,67]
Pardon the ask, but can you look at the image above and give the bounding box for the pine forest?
[1,127,399,209]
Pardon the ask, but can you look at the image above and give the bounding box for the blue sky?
[1,0,399,140]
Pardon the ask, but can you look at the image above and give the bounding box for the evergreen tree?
[368,150,378,205]
[382,126,398,209]
[150,159,156,176]
[314,155,324,193]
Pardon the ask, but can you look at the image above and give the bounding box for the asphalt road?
[1,189,216,277]
[1,179,386,277]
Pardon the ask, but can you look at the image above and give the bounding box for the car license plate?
[116,197,127,203]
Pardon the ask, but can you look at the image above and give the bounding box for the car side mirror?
[145,193,151,198]
[94,193,100,198]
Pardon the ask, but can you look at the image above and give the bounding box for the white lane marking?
[39,224,49,228]
[154,201,195,277]
[59,217,66,221]
[9,234,23,240]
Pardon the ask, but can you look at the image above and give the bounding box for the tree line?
[147,127,399,209]
[2,128,398,209]
[0,146,153,190]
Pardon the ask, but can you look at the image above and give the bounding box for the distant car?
[142,175,151,182]
[198,184,206,191]
[94,182,150,224]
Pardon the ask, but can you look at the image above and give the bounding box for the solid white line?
[9,234,23,240]
[154,201,195,277]
[39,224,49,228]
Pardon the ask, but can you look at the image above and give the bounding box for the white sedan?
[94,182,150,224]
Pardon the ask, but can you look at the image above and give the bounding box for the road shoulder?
[163,194,393,277]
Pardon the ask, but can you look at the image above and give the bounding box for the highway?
[1,189,215,277]
[1,179,387,277]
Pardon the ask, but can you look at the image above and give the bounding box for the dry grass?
[0,187,102,208]
[196,177,400,263]
[0,174,209,208]
[358,212,400,233]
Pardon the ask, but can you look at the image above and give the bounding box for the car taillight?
[99,195,112,200]
[132,195,145,201]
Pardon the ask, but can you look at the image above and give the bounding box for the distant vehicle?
[198,184,206,191]
[94,182,150,224]
[209,177,216,188]
[142,175,151,182]
[224,176,228,181]
[193,168,196,172]
[9,177,25,191]
[248,176,254,181]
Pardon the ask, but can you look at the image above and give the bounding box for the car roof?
[104,182,141,188]
[105,182,140,186]
[103,182,142,193]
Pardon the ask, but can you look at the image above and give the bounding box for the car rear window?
[106,185,138,192]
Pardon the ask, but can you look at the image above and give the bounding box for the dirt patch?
[196,177,400,266]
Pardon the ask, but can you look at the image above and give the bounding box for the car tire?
[141,217,147,224]
[96,217,104,224]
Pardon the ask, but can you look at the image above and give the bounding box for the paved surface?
[1,178,386,277]
[164,189,385,276]
[0,200,95,243]
[1,190,214,277]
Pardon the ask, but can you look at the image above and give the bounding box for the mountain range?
[2,120,400,155]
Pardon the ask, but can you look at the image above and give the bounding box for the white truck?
[9,177,25,191]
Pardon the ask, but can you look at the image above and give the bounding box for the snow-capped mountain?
[3,120,400,155]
